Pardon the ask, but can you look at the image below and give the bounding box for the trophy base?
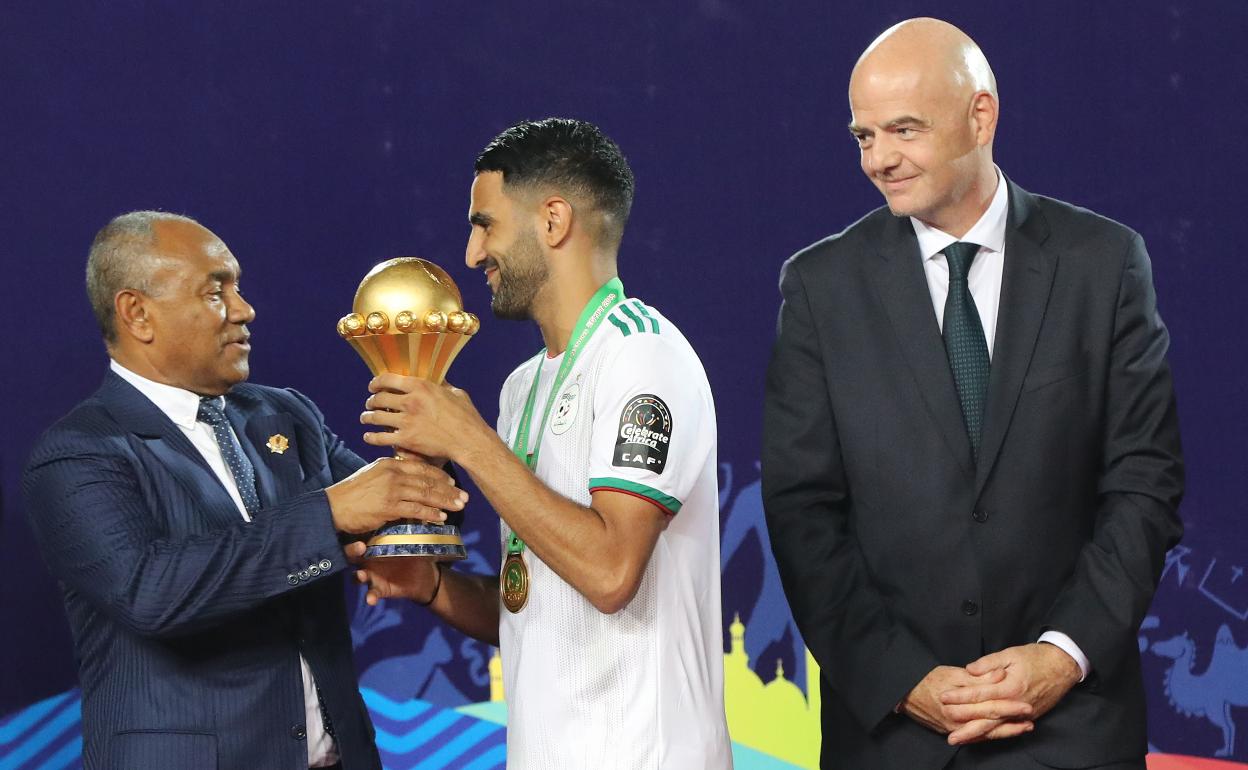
[364,521,467,560]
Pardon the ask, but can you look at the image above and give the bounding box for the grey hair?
[86,210,198,344]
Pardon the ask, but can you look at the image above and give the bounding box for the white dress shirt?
[110,360,340,765]
[908,172,1091,682]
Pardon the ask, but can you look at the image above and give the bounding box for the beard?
[490,228,550,321]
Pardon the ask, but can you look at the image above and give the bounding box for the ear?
[114,289,156,344]
[970,91,998,148]
[541,195,574,248]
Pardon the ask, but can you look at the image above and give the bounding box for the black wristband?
[417,562,446,607]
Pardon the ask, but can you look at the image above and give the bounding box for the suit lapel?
[870,216,976,476]
[140,437,245,530]
[230,407,305,509]
[98,372,243,530]
[974,182,1057,497]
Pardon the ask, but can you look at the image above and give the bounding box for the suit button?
[962,600,979,616]
[309,565,321,577]
[319,559,333,571]
[972,509,988,523]
[291,723,306,740]
[299,569,310,581]
[287,574,299,586]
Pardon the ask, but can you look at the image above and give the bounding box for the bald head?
[853,18,996,102]
[847,18,1001,236]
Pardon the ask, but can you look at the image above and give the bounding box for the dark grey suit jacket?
[762,180,1183,769]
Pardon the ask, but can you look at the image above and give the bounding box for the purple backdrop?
[2,0,1245,763]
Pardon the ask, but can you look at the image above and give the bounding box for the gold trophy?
[337,257,480,559]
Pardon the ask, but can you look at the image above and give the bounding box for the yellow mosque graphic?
[486,613,822,769]
[722,613,821,768]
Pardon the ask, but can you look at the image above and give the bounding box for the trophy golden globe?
[337,257,480,559]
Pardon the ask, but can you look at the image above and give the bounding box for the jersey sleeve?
[587,331,713,516]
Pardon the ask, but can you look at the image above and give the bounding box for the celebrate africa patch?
[613,394,672,474]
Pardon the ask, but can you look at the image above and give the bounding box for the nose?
[229,292,256,324]
[864,138,900,176]
[465,228,486,269]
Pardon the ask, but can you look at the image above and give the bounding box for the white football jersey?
[495,296,731,770]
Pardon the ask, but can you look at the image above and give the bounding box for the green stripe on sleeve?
[607,313,632,336]
[588,477,683,514]
[631,301,660,333]
[617,304,647,333]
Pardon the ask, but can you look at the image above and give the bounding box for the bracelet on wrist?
[417,562,446,607]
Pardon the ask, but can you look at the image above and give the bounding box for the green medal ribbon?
[506,277,624,556]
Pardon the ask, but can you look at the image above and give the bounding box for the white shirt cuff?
[1038,630,1090,682]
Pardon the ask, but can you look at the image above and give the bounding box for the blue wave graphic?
[0,693,81,770]
[459,745,508,770]
[0,693,73,746]
[375,710,463,754]
[400,721,500,769]
[361,688,437,721]
[0,690,505,770]
[28,736,80,770]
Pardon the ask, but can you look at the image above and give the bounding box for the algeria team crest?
[551,381,580,435]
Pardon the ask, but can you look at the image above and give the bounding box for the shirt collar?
[110,359,219,430]
[911,167,1009,261]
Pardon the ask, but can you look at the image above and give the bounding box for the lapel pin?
[266,434,290,455]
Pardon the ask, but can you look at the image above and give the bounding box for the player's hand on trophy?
[361,373,490,462]
[325,457,467,534]
[344,540,441,605]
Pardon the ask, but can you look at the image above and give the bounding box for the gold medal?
[501,553,529,613]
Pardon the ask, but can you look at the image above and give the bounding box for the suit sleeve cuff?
[1039,630,1090,682]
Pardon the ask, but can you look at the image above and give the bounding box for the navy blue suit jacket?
[23,371,382,770]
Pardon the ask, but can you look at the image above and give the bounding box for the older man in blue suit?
[23,211,466,770]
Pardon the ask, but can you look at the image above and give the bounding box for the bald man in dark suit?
[763,19,1183,770]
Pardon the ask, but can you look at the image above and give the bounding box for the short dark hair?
[475,118,635,245]
[86,210,198,344]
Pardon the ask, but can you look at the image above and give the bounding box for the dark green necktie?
[941,242,990,461]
